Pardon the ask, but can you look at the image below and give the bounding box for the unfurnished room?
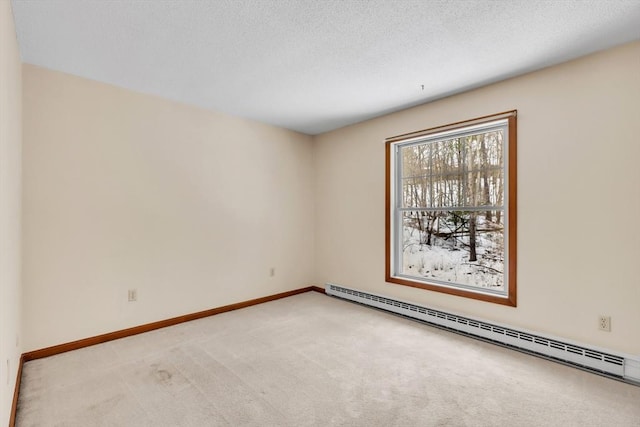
[1,0,640,426]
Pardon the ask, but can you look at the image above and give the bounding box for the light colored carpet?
[16,292,640,426]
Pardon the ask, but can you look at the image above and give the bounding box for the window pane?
[401,210,505,291]
[401,130,504,209]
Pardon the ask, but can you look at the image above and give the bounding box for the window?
[385,111,517,306]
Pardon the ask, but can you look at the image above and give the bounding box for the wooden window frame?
[385,110,517,306]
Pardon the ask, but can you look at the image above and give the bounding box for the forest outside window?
[385,111,517,306]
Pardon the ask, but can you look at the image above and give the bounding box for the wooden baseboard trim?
[9,354,25,427]
[23,286,319,362]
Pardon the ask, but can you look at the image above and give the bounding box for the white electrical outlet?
[128,289,137,302]
[598,315,611,332]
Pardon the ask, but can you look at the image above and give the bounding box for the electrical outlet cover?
[598,316,611,332]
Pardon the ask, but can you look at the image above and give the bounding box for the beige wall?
[19,40,640,359]
[0,1,23,424]
[22,65,314,351]
[314,41,640,355]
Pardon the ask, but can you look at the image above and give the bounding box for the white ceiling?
[11,0,640,135]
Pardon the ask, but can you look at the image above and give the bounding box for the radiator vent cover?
[326,284,633,380]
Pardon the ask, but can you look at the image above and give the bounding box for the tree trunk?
[480,136,492,221]
[496,134,503,224]
[469,213,477,262]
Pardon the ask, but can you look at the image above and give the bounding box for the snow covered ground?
[401,215,504,290]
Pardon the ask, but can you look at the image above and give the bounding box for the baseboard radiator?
[326,283,640,384]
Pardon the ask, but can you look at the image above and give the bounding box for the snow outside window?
[385,111,517,306]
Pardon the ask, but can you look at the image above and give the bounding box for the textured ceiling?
[11,0,640,135]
